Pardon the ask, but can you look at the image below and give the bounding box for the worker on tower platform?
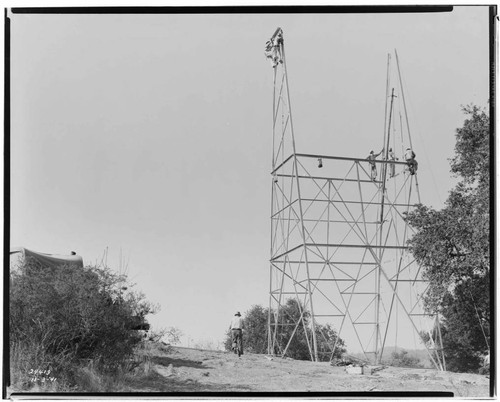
[264,31,283,68]
[274,31,283,64]
[388,148,398,178]
[264,40,276,67]
[367,149,384,181]
[404,147,418,175]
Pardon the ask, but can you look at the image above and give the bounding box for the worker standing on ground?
[367,149,384,181]
[404,147,418,175]
[388,148,398,178]
[229,311,244,357]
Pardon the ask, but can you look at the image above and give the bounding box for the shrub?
[9,256,157,391]
[163,327,183,345]
[478,365,490,375]
[224,300,346,361]
[385,349,423,368]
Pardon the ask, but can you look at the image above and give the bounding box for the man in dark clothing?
[404,147,418,175]
[229,311,244,357]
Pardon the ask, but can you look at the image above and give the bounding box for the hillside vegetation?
[9,257,157,393]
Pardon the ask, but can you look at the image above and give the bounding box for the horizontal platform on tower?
[300,198,418,208]
[341,291,378,295]
[272,153,412,174]
[313,314,346,317]
[303,278,354,281]
[270,199,412,219]
[275,173,382,184]
[271,243,409,261]
[272,260,379,265]
[271,289,309,295]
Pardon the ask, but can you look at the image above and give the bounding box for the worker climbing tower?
[266,28,445,369]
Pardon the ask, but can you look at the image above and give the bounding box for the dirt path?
[143,346,490,396]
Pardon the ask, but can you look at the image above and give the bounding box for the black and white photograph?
[5,5,494,398]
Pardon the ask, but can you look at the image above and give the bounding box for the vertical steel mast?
[266,30,444,369]
[267,27,318,361]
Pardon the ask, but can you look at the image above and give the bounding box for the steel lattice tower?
[266,28,445,369]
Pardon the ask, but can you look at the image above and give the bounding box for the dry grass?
[8,340,170,395]
[9,341,75,393]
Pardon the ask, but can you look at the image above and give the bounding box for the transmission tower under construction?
[265,27,446,370]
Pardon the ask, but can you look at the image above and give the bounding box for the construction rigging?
[265,27,445,370]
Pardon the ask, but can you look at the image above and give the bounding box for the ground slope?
[135,346,490,396]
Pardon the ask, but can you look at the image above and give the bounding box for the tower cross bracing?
[266,27,445,370]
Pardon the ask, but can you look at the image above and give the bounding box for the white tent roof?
[10,247,83,269]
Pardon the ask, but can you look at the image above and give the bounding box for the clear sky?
[9,6,490,350]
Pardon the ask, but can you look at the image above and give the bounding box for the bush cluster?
[384,349,423,368]
[9,257,156,391]
[224,299,346,362]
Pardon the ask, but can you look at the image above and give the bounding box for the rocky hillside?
[130,345,490,397]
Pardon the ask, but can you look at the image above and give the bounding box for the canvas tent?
[10,247,83,269]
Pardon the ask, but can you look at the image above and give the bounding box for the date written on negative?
[28,369,56,383]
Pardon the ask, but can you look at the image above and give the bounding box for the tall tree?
[405,105,490,372]
[240,304,269,354]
